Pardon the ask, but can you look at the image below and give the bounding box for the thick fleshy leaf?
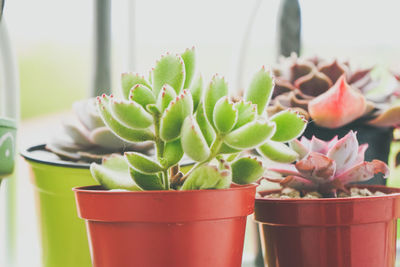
[189,75,203,112]
[160,90,193,141]
[129,84,156,108]
[125,152,163,174]
[90,127,129,149]
[218,143,240,154]
[268,163,301,176]
[181,47,196,89]
[196,103,216,146]
[129,167,164,190]
[181,163,231,190]
[181,116,210,162]
[162,139,183,168]
[294,70,332,96]
[224,119,276,149]
[355,144,368,165]
[204,75,229,127]
[96,95,155,142]
[244,67,274,115]
[273,78,296,98]
[310,136,329,154]
[213,97,238,133]
[156,84,176,112]
[258,140,299,163]
[270,110,307,142]
[121,73,151,100]
[295,152,336,182]
[233,100,257,130]
[266,176,317,191]
[109,98,153,129]
[335,160,389,184]
[327,131,359,173]
[90,155,141,191]
[153,53,185,95]
[290,61,313,82]
[318,60,347,84]
[62,122,92,146]
[308,75,367,128]
[367,105,400,127]
[289,139,309,159]
[73,98,104,131]
[232,156,264,184]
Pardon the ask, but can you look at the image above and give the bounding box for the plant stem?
[181,134,224,181]
[153,113,169,190]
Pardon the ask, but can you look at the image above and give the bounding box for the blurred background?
[0,0,400,266]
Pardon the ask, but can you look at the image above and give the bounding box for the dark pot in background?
[254,185,400,267]
[74,184,257,267]
[303,122,393,185]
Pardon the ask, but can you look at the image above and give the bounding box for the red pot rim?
[74,184,257,223]
[254,185,400,226]
[256,185,400,203]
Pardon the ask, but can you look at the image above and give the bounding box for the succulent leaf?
[89,127,129,149]
[196,103,216,147]
[181,163,231,190]
[267,176,317,191]
[244,67,274,115]
[233,101,257,130]
[181,116,210,162]
[162,139,184,168]
[204,75,229,127]
[318,60,346,84]
[295,152,336,183]
[125,152,163,174]
[289,139,309,159]
[189,75,203,112]
[270,109,307,142]
[129,84,156,108]
[129,167,164,190]
[308,75,366,128]
[156,84,177,112]
[213,97,238,133]
[96,96,155,142]
[367,104,400,127]
[218,143,240,154]
[326,131,359,174]
[231,156,264,184]
[153,53,185,95]
[109,99,153,129]
[181,47,196,89]
[160,90,194,141]
[121,73,151,100]
[335,159,389,184]
[294,70,333,97]
[224,119,276,149]
[258,140,299,163]
[90,155,141,191]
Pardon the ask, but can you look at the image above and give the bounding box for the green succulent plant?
[91,48,307,191]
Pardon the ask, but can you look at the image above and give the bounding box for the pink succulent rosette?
[270,54,400,129]
[266,131,389,196]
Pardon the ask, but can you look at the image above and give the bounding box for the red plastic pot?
[254,185,400,267]
[74,184,256,267]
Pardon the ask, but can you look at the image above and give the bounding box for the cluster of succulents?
[265,131,389,197]
[46,98,152,163]
[90,48,308,191]
[269,54,400,129]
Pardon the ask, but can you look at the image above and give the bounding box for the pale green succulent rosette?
[90,48,308,191]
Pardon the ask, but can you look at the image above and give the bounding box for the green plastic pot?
[387,138,400,239]
[21,145,98,267]
[0,117,17,180]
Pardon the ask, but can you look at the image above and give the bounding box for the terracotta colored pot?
[254,185,400,267]
[74,184,257,267]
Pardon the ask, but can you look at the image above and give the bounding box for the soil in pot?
[254,185,400,267]
[21,144,96,267]
[74,184,257,267]
[303,121,393,185]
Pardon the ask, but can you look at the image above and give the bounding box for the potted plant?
[254,131,400,267]
[20,92,152,266]
[0,117,16,184]
[269,54,400,184]
[73,48,307,267]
